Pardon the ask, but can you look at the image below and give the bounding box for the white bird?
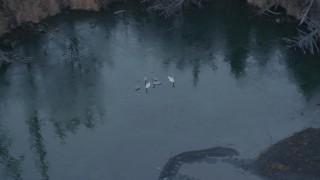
[153,80,163,85]
[152,80,163,88]
[145,82,151,93]
[146,82,151,89]
[168,76,175,83]
[168,76,175,87]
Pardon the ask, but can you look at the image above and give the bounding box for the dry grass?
[0,0,131,38]
[148,0,206,16]
[68,0,100,11]
[0,0,124,36]
[247,0,304,18]
[280,0,304,18]
[4,0,60,24]
[0,12,9,35]
[247,0,268,8]
[249,0,320,54]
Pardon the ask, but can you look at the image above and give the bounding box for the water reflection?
[285,51,320,97]
[0,123,22,180]
[27,111,49,180]
[222,3,250,78]
[119,10,216,87]
[0,2,320,180]
[14,30,107,139]
[50,104,104,140]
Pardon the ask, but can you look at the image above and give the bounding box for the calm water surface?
[1,2,320,180]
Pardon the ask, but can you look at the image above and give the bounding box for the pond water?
[1,1,320,180]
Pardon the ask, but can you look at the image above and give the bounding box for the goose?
[145,82,151,93]
[168,76,174,83]
[153,80,163,85]
[152,80,163,88]
[168,76,175,87]
[146,82,151,88]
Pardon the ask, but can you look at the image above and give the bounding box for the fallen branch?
[284,17,320,54]
[147,0,208,17]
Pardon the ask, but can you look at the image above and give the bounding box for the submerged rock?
[252,128,320,180]
[159,128,320,180]
[159,147,239,180]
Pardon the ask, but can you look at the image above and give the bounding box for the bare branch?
[299,0,314,25]
[147,0,208,17]
[284,17,320,54]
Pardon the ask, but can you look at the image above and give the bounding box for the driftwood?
[145,0,209,16]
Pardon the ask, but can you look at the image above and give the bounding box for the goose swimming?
[168,76,175,87]
[146,82,151,89]
[152,80,163,88]
[168,76,174,83]
[145,82,151,93]
[152,80,163,85]
[153,80,163,85]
